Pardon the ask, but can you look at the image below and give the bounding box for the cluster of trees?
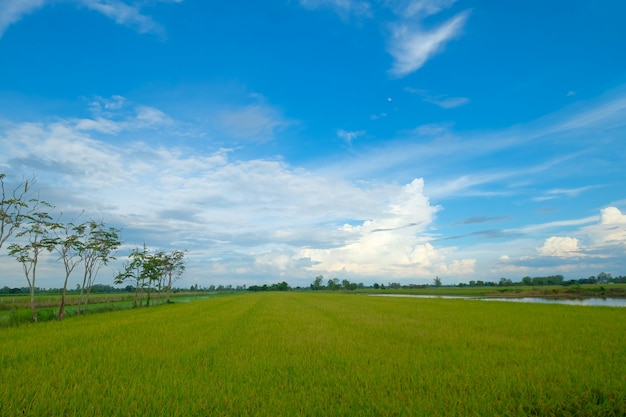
[114,245,186,307]
[1,174,122,321]
[247,281,291,292]
[1,173,186,322]
[310,275,365,291]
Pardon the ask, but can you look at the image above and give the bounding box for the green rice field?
[1,292,625,416]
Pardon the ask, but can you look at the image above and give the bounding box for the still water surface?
[369,294,626,307]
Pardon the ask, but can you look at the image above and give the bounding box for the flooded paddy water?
[369,293,626,307]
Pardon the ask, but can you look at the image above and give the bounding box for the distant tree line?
[247,281,291,292]
[461,273,626,287]
[310,275,366,291]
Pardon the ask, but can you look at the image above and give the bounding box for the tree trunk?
[133,282,139,308]
[30,285,37,323]
[166,273,173,304]
[58,274,70,321]
[30,262,37,323]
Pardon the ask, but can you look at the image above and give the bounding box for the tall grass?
[0,292,624,416]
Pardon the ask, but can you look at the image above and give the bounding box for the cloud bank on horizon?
[0,0,625,288]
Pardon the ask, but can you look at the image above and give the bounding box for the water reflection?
[481,297,626,307]
[369,294,626,307]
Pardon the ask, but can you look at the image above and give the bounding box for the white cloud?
[586,206,626,247]
[388,10,469,77]
[537,236,582,258]
[297,178,474,278]
[600,206,626,225]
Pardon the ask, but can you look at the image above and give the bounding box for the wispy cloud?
[455,216,508,225]
[0,0,46,38]
[219,104,291,143]
[297,0,469,77]
[399,0,458,19]
[405,87,469,108]
[388,10,469,77]
[0,0,182,39]
[532,185,599,202]
[299,0,371,17]
[337,129,365,144]
[81,0,164,36]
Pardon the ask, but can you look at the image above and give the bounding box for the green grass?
[1,292,625,416]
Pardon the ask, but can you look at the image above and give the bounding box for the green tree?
[53,221,86,320]
[433,276,442,287]
[327,278,340,290]
[498,277,512,286]
[77,220,121,314]
[163,250,186,303]
[7,199,57,322]
[311,275,324,290]
[115,248,146,308]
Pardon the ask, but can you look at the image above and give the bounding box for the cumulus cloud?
[588,206,626,247]
[600,206,626,225]
[388,10,469,77]
[298,178,474,278]
[537,236,582,258]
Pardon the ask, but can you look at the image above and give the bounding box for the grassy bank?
[1,292,625,416]
[358,282,626,298]
[0,292,211,327]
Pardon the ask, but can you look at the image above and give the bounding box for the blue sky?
[1,0,625,288]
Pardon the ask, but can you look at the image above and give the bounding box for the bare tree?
[0,173,34,249]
